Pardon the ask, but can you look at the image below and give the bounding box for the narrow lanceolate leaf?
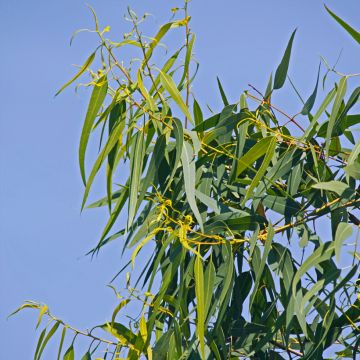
[137,70,156,111]
[55,52,96,96]
[36,305,48,329]
[166,118,183,191]
[63,345,74,360]
[193,98,203,129]
[107,101,126,211]
[179,33,196,88]
[194,253,205,360]
[292,242,334,297]
[216,77,229,106]
[159,70,193,123]
[303,87,336,140]
[249,224,274,309]
[79,75,108,184]
[145,18,187,60]
[325,76,347,159]
[82,118,125,209]
[273,29,296,90]
[301,62,321,115]
[181,141,204,231]
[204,259,216,316]
[128,131,145,228]
[312,180,350,196]
[325,5,360,44]
[36,321,60,360]
[242,136,276,205]
[139,315,148,344]
[111,299,131,326]
[347,137,360,166]
[34,328,46,360]
[57,326,67,360]
[236,136,274,178]
[334,222,352,262]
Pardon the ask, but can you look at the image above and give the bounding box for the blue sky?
[1,0,360,358]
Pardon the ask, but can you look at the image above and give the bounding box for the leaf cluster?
[12,3,360,360]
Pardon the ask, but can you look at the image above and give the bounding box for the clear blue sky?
[1,0,359,358]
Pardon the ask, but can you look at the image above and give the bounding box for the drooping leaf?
[79,75,108,184]
[249,224,274,309]
[334,222,352,262]
[36,321,60,360]
[128,130,145,228]
[181,141,204,231]
[57,327,67,360]
[159,70,193,123]
[55,52,96,96]
[194,253,205,359]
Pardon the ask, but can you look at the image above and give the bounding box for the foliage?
[12,2,360,359]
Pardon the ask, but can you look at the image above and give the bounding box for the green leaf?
[36,321,60,360]
[179,33,196,88]
[204,258,216,316]
[345,162,360,179]
[292,242,334,297]
[235,136,274,178]
[145,18,187,60]
[137,69,156,111]
[301,63,320,115]
[273,29,297,90]
[312,180,350,195]
[325,76,347,159]
[79,75,108,184]
[325,5,360,44]
[347,137,360,166]
[166,118,183,190]
[159,70,193,123]
[111,299,131,326]
[242,136,276,205]
[36,305,48,329]
[216,77,229,106]
[261,195,301,216]
[303,87,336,140]
[128,131,145,228]
[334,222,352,262]
[81,116,125,209]
[107,101,126,211]
[102,322,137,345]
[63,345,74,360]
[81,352,91,360]
[194,254,205,360]
[181,141,204,231]
[34,328,46,360]
[249,224,274,309]
[57,326,67,360]
[55,52,96,96]
[193,98,203,129]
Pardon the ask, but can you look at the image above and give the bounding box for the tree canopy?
[13,2,360,359]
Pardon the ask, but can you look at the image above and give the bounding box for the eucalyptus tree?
[13,3,360,359]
